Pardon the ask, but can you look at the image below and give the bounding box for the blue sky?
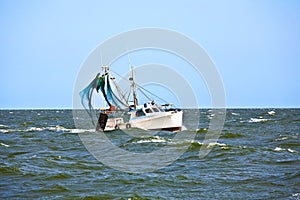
[1,0,299,108]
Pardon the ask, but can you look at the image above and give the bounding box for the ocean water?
[0,109,299,199]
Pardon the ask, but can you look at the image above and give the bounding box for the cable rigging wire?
[109,69,169,104]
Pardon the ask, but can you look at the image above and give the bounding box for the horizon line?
[0,107,299,110]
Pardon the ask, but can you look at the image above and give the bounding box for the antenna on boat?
[127,53,132,68]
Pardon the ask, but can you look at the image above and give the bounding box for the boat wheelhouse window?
[158,107,164,112]
[145,108,153,113]
[135,110,145,117]
[152,107,160,112]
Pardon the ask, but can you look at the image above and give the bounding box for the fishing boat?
[80,66,183,132]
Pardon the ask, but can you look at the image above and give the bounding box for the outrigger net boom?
[79,68,129,125]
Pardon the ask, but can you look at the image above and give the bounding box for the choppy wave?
[292,193,300,199]
[44,173,74,181]
[221,131,245,139]
[249,118,269,123]
[274,147,285,151]
[0,165,22,175]
[123,135,230,152]
[0,124,9,128]
[196,128,207,133]
[131,136,170,144]
[268,111,276,115]
[0,125,94,134]
[1,109,299,199]
[275,136,289,141]
[0,142,10,147]
[274,147,298,153]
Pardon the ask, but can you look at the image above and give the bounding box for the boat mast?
[130,66,138,108]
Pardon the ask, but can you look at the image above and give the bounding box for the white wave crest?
[287,148,297,153]
[274,147,297,153]
[274,147,285,151]
[292,193,300,198]
[0,124,9,128]
[275,136,288,141]
[268,111,276,115]
[69,128,95,133]
[0,129,9,133]
[0,125,94,134]
[25,127,45,132]
[0,142,10,147]
[207,142,227,148]
[249,118,269,123]
[135,136,169,144]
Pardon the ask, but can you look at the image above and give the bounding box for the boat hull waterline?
[130,110,183,131]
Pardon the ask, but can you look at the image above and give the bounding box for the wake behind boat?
[80,66,183,132]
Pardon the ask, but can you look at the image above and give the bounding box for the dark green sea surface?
[0,109,299,199]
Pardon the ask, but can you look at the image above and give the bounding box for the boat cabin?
[129,102,165,119]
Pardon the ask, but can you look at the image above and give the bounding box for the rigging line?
[110,69,169,104]
[122,89,129,97]
[126,87,132,103]
[109,70,134,103]
[108,70,129,101]
[122,89,131,103]
[137,88,152,101]
[111,78,129,106]
[110,69,132,85]
[135,83,169,104]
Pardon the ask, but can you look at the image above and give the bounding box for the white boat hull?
[129,110,183,131]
